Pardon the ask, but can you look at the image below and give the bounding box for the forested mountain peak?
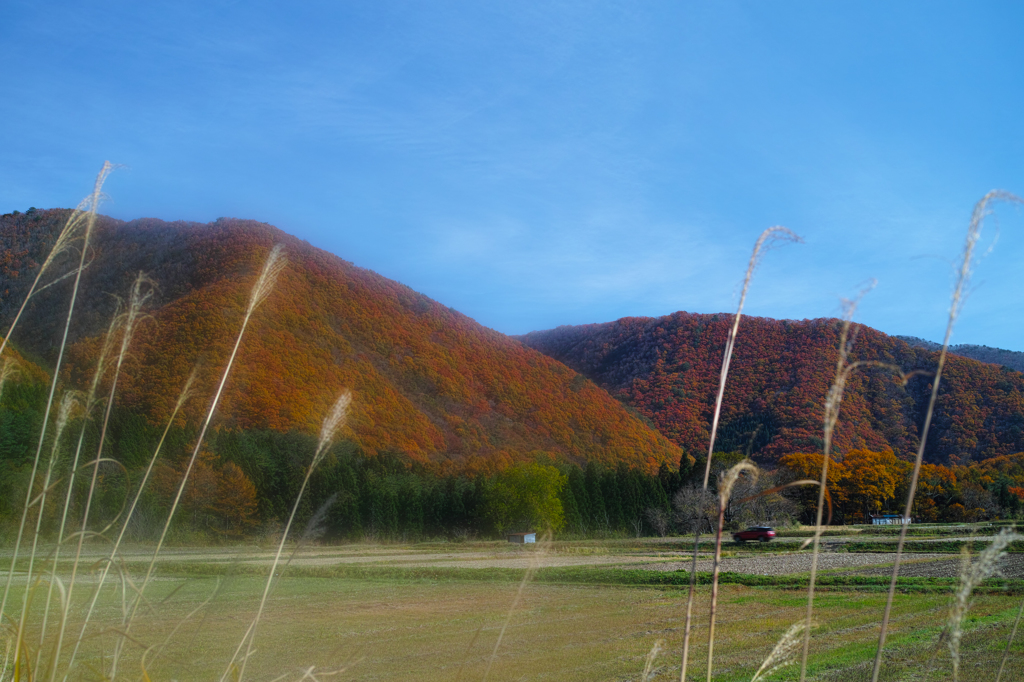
[0,209,681,473]
[520,312,1024,466]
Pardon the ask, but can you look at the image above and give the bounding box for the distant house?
[507,532,537,543]
[871,514,911,525]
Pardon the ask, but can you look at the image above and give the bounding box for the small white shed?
[871,514,911,525]
[507,532,537,543]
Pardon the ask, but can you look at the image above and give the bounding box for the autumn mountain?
[519,313,1024,466]
[0,209,680,473]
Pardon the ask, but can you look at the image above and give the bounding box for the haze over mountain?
[520,314,1024,466]
[0,208,680,473]
[896,336,1024,374]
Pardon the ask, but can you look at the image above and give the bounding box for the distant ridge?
[896,336,1024,373]
[521,313,1024,466]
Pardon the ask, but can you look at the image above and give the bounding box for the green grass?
[136,560,1024,595]
[11,569,1019,681]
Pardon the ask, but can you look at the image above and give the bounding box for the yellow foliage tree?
[778,451,847,522]
[483,462,566,534]
[840,449,910,523]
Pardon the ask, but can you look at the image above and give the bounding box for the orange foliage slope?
[0,211,680,472]
[520,313,1024,465]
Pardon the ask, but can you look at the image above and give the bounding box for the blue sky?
[3,1,1024,349]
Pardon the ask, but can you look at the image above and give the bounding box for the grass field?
[55,573,1024,681]
[7,534,1023,681]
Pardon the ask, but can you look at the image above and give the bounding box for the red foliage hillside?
[0,210,680,472]
[520,313,1024,465]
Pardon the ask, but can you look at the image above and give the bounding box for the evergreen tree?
[600,467,624,530]
[585,461,608,529]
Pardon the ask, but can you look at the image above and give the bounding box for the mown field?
[9,526,1024,680]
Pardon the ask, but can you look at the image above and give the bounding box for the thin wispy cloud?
[2,1,1024,347]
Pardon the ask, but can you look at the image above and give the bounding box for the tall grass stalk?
[38,295,126,682]
[679,226,800,682]
[37,275,131,674]
[224,390,352,682]
[11,391,78,676]
[995,593,1024,682]
[481,530,551,682]
[0,184,107,362]
[51,273,154,678]
[108,244,286,680]
[870,190,1021,682]
[0,162,112,668]
[942,528,1016,681]
[60,369,196,681]
[701,227,800,488]
[31,390,86,677]
[797,284,903,681]
[705,460,757,682]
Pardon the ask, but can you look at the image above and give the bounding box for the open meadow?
[7,529,1024,681]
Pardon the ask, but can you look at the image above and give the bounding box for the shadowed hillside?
[0,209,680,473]
[520,313,1024,465]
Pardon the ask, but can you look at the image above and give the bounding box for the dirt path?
[1,542,988,577]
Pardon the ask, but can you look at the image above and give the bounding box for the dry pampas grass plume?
[704,459,759,682]
[227,389,352,682]
[0,162,114,634]
[642,638,665,682]
[872,190,1023,682]
[752,622,809,682]
[681,225,800,682]
[944,527,1018,681]
[108,243,287,679]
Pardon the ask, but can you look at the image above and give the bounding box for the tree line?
[2,398,1023,542]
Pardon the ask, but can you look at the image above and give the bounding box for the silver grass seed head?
[54,391,83,444]
[247,244,287,315]
[947,527,1018,676]
[747,226,803,276]
[0,357,20,386]
[640,638,664,682]
[124,272,157,330]
[314,390,352,467]
[955,527,1016,602]
[734,226,802,316]
[952,191,1022,320]
[42,162,117,272]
[174,368,200,413]
[113,272,158,365]
[751,621,808,682]
[718,460,758,508]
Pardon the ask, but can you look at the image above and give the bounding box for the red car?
[732,526,776,543]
